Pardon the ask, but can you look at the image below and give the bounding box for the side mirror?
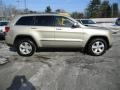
[72,22,79,28]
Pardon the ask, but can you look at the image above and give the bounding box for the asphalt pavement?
[0,29,120,90]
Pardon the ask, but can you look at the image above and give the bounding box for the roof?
[76,19,92,21]
[16,13,70,17]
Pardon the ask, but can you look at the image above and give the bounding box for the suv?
[115,18,120,26]
[5,14,112,56]
[77,19,97,26]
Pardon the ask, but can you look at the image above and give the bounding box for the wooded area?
[0,0,119,20]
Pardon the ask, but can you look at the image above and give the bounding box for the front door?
[54,16,84,47]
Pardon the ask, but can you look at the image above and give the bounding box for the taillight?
[5,26,10,32]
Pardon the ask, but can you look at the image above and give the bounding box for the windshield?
[0,22,8,26]
[81,20,96,24]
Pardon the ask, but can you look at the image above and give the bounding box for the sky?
[3,0,120,12]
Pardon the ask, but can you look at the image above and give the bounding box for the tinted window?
[16,16,35,25]
[0,22,8,26]
[54,16,74,27]
[77,20,82,24]
[35,16,54,26]
[81,20,96,24]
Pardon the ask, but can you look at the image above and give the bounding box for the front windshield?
[0,22,8,26]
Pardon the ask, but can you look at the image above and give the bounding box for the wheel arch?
[14,35,38,49]
[85,36,109,50]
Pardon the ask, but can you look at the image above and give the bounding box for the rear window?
[0,22,8,26]
[35,16,54,26]
[16,16,35,25]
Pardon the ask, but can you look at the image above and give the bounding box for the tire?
[87,38,107,56]
[16,39,36,56]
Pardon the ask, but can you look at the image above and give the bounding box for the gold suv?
[5,14,112,56]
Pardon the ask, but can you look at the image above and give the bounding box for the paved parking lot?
[0,28,120,90]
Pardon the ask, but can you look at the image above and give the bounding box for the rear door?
[33,16,55,47]
[14,16,35,39]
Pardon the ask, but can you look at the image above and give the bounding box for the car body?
[76,19,99,26]
[5,14,112,56]
[115,18,120,26]
[0,21,9,38]
[77,19,110,28]
[77,19,118,34]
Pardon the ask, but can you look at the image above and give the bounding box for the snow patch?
[0,57,9,65]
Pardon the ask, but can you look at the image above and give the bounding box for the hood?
[83,25,110,30]
[0,26,5,32]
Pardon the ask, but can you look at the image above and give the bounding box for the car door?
[54,16,84,47]
[32,16,55,47]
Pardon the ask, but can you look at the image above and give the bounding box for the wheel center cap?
[97,46,100,49]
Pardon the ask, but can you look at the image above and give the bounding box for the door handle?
[31,28,37,29]
[56,28,62,30]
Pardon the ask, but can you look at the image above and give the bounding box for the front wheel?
[87,38,107,56]
[16,39,36,56]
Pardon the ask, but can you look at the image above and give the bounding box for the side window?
[35,16,54,26]
[54,16,74,27]
[16,16,35,25]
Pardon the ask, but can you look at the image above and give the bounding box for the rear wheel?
[16,39,36,56]
[87,38,107,56]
